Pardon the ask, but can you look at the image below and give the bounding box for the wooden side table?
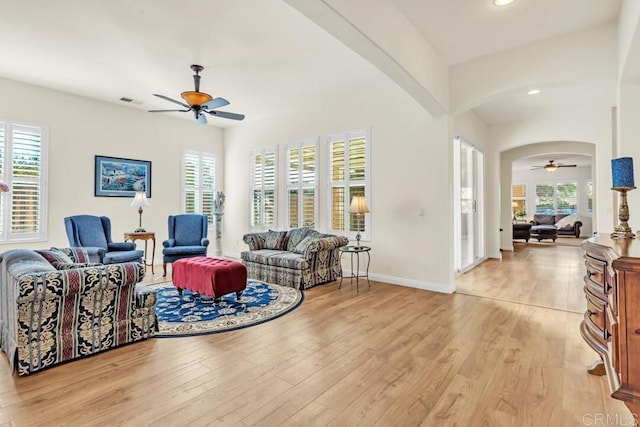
[124,231,156,274]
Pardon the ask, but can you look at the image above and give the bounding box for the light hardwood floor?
[0,246,629,426]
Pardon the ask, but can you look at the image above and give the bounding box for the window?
[286,139,318,229]
[586,181,593,215]
[0,121,48,242]
[556,182,578,214]
[535,181,578,215]
[250,146,277,229]
[511,184,527,218]
[182,150,216,226]
[327,129,370,240]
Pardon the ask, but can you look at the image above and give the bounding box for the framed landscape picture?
[94,155,152,197]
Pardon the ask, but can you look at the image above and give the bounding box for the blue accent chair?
[162,214,209,276]
[64,215,144,264]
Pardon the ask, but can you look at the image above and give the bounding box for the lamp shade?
[612,157,635,188]
[348,195,370,214]
[130,191,150,208]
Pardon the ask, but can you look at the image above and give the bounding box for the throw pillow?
[36,248,74,269]
[264,230,287,250]
[294,236,315,254]
[555,213,581,229]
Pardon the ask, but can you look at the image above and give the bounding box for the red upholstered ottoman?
[172,257,247,303]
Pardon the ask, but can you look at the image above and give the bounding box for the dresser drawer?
[585,255,606,289]
[585,292,608,344]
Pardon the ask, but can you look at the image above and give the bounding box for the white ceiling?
[0,0,624,128]
[393,0,622,66]
[0,0,388,127]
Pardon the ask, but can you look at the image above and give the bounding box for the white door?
[454,137,485,272]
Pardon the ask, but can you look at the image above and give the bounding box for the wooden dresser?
[581,234,640,414]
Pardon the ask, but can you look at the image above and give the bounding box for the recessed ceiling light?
[494,0,516,6]
[528,89,541,95]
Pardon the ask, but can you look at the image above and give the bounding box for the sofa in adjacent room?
[0,248,157,376]
[241,227,349,290]
[530,213,583,238]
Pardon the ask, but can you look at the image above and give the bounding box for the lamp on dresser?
[611,157,636,239]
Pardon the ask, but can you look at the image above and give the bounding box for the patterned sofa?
[241,227,349,290]
[0,248,157,376]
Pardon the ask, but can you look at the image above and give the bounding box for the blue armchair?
[162,214,209,276]
[64,215,144,264]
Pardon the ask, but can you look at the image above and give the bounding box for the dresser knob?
[635,329,640,335]
[587,310,595,317]
[587,271,594,278]
[605,330,611,340]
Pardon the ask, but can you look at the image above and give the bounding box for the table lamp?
[348,195,370,247]
[611,157,636,239]
[130,191,150,233]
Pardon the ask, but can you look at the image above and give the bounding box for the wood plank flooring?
[0,245,629,426]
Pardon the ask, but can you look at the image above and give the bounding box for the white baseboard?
[343,269,455,294]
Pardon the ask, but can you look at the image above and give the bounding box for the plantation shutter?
[182,151,215,226]
[286,140,317,229]
[0,123,4,235]
[250,147,277,229]
[201,155,215,224]
[330,140,345,231]
[184,152,199,215]
[11,125,41,234]
[327,130,370,240]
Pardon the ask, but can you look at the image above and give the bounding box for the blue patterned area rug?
[150,280,304,337]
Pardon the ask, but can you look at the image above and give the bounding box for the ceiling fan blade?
[531,166,544,169]
[202,97,229,110]
[195,113,208,125]
[148,109,190,113]
[205,110,245,121]
[558,164,577,167]
[153,94,191,109]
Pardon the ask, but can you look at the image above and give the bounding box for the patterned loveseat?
[0,248,157,376]
[241,228,349,290]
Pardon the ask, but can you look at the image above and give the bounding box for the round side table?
[338,245,371,292]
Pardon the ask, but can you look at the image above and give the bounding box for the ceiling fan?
[149,64,245,124]
[531,159,577,172]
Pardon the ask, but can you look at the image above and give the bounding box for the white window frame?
[249,145,278,230]
[326,129,371,241]
[511,183,527,219]
[285,138,319,229]
[586,180,593,217]
[181,150,216,229]
[0,120,48,242]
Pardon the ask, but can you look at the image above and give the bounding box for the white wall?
[512,166,593,236]
[224,82,454,292]
[0,77,224,255]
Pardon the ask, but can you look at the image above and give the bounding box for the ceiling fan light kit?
[149,64,244,124]
[181,91,212,106]
[531,159,577,172]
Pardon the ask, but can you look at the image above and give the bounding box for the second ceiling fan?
[149,64,245,124]
[531,159,577,172]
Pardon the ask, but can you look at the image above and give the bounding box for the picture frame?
[94,155,152,198]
